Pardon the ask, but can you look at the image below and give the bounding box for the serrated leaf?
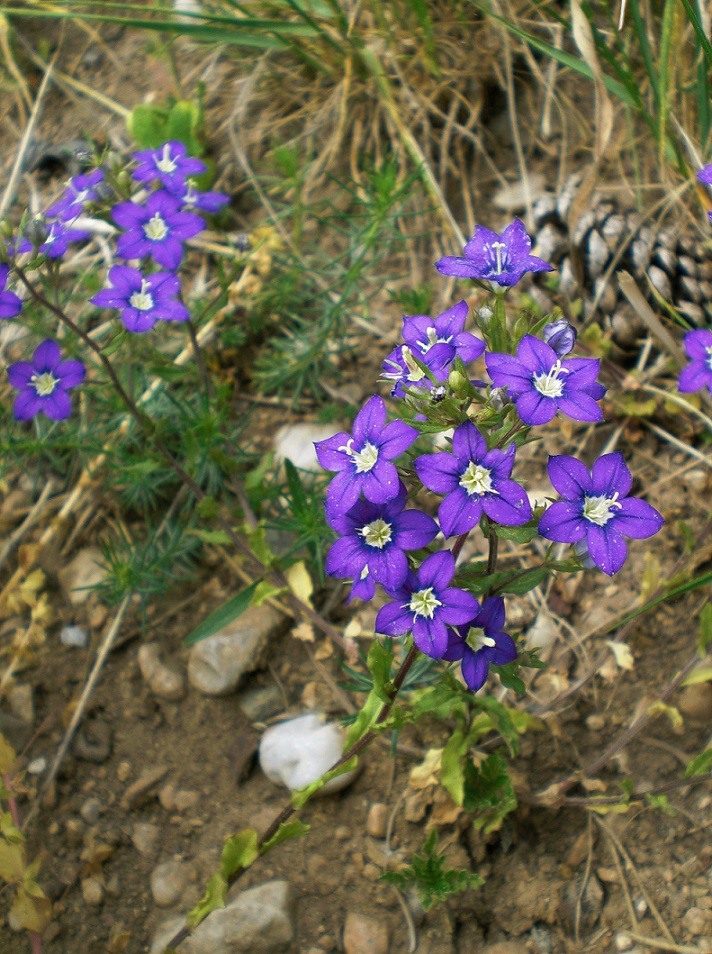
[463,754,517,833]
[685,748,712,778]
[368,641,394,703]
[183,581,260,645]
[220,829,259,881]
[9,883,51,933]
[471,697,519,756]
[440,729,467,806]
[187,872,227,929]
[411,683,470,722]
[261,819,310,854]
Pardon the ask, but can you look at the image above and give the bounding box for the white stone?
[492,173,546,212]
[27,757,46,775]
[151,859,188,907]
[138,642,186,701]
[58,547,106,606]
[61,625,88,648]
[188,605,286,696]
[525,609,558,659]
[273,423,343,472]
[259,713,358,795]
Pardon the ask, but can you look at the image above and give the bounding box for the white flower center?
[582,492,622,527]
[156,144,177,173]
[408,587,442,620]
[30,371,59,396]
[706,346,712,371]
[144,213,169,242]
[182,182,198,207]
[459,462,497,497]
[360,518,393,549]
[128,279,154,311]
[338,438,379,473]
[465,625,496,653]
[402,346,426,382]
[417,327,452,355]
[491,240,507,275]
[533,359,568,399]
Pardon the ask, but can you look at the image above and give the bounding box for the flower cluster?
[316,219,664,693]
[1,139,229,419]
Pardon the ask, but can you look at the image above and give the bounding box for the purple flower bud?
[543,319,577,358]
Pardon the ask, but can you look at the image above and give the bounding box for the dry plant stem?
[166,644,421,951]
[14,268,348,651]
[561,771,712,806]
[186,318,212,400]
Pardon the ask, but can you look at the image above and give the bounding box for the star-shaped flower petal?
[402,301,485,365]
[45,169,105,222]
[0,264,22,320]
[91,265,189,333]
[435,219,553,288]
[375,550,478,659]
[112,191,205,270]
[315,395,418,519]
[325,482,439,602]
[485,335,605,426]
[7,340,85,421]
[678,328,712,395]
[381,342,455,398]
[132,141,206,190]
[415,421,531,537]
[538,453,664,576]
[442,597,517,692]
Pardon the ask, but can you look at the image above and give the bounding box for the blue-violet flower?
[16,220,91,259]
[91,265,189,333]
[112,191,204,270]
[0,265,22,319]
[375,550,478,659]
[132,141,206,189]
[485,335,605,426]
[542,318,577,358]
[442,597,517,692]
[45,169,105,222]
[435,219,553,288]
[381,342,454,398]
[168,180,230,213]
[538,453,664,576]
[325,482,439,602]
[402,300,485,364]
[315,395,418,519]
[8,340,85,421]
[678,329,712,395]
[415,421,531,537]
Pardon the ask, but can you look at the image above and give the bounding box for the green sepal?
[261,819,310,855]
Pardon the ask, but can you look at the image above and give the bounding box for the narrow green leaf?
[291,757,358,809]
[251,580,286,606]
[183,582,260,645]
[368,640,394,703]
[440,728,468,806]
[685,748,712,778]
[284,459,309,519]
[698,603,712,656]
[261,819,310,854]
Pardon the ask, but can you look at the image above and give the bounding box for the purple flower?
[45,169,105,222]
[442,597,517,692]
[16,220,91,259]
[538,453,664,576]
[7,340,85,421]
[542,318,577,358]
[91,265,189,333]
[168,180,230,213]
[435,219,553,288]
[132,141,206,189]
[375,550,479,658]
[0,265,22,319]
[698,164,712,185]
[325,483,439,602]
[402,301,485,365]
[485,335,605,426]
[315,395,418,519]
[381,342,454,398]
[678,329,712,395]
[415,421,531,537]
[112,191,204,270]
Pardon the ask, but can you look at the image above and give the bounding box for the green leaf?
[470,697,519,756]
[493,523,540,543]
[9,883,52,934]
[284,459,309,518]
[251,580,286,607]
[440,728,468,806]
[186,872,228,929]
[247,524,274,567]
[368,640,394,704]
[193,529,232,546]
[463,754,517,833]
[128,103,169,149]
[411,682,470,723]
[644,793,676,815]
[685,748,712,778]
[0,842,25,883]
[261,819,310,855]
[183,581,260,645]
[291,757,358,809]
[698,603,712,657]
[220,829,259,881]
[166,100,204,156]
[343,690,382,749]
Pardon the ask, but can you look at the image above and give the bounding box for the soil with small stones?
[2,15,712,954]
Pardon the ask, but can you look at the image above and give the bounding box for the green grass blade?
[184,581,261,645]
[679,0,712,68]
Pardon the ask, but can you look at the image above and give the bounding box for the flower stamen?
[30,371,59,397]
[128,279,154,312]
[492,241,506,275]
[337,438,379,473]
[465,626,496,653]
[155,144,177,174]
[360,518,393,549]
[408,587,443,620]
[582,492,622,527]
[533,359,569,398]
[459,462,497,497]
[144,213,169,241]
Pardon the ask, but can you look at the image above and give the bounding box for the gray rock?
[81,876,105,907]
[492,173,546,212]
[187,879,295,953]
[0,711,32,753]
[343,912,389,954]
[132,822,160,858]
[58,547,106,606]
[238,685,284,723]
[151,859,188,907]
[138,642,186,701]
[80,797,102,826]
[60,625,88,647]
[273,423,342,472]
[188,606,288,696]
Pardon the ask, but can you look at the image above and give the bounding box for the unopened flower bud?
[543,319,577,357]
[24,216,48,247]
[489,387,506,411]
[476,304,494,329]
[448,368,467,392]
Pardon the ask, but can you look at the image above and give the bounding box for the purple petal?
[418,550,456,590]
[7,362,34,388]
[42,389,72,421]
[153,301,190,322]
[679,362,712,393]
[378,419,418,459]
[482,480,531,525]
[314,433,351,472]
[613,498,664,539]
[452,331,486,363]
[516,390,557,426]
[116,233,149,260]
[434,255,484,279]
[325,536,365,578]
[438,489,483,538]
[375,600,413,637]
[547,455,592,499]
[0,291,22,319]
[33,340,61,371]
[112,202,146,228]
[438,588,480,625]
[13,390,42,420]
[151,238,184,270]
[586,525,627,576]
[490,632,518,666]
[477,596,506,634]
[413,617,449,659]
[434,300,469,336]
[414,452,460,493]
[516,335,557,374]
[485,352,532,393]
[393,509,439,549]
[369,548,408,592]
[451,421,486,464]
[122,310,158,333]
[166,211,205,240]
[325,470,361,518]
[556,391,604,423]
[591,452,633,498]
[460,650,490,692]
[349,574,375,603]
[55,360,86,389]
[352,395,386,442]
[538,501,586,543]
[361,461,401,504]
[684,328,712,360]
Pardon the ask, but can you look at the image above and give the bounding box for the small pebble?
[138,643,186,702]
[343,912,389,954]
[174,790,199,812]
[8,684,34,726]
[61,625,88,648]
[65,819,85,846]
[150,859,188,907]
[132,822,160,857]
[81,877,104,907]
[615,932,633,951]
[121,765,169,810]
[366,803,388,839]
[80,797,102,826]
[259,713,359,794]
[27,757,46,775]
[585,714,605,731]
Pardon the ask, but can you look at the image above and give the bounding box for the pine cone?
[528,175,712,350]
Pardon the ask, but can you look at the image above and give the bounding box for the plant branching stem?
[165,643,420,951]
[13,267,348,650]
